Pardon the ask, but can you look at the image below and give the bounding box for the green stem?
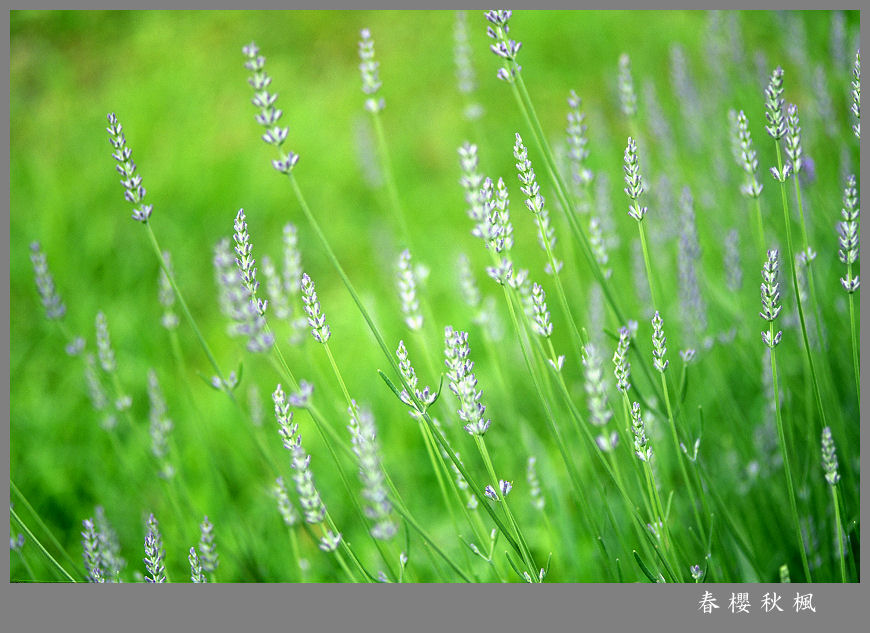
[144,223,226,383]
[370,110,413,247]
[659,372,705,546]
[475,436,538,580]
[10,481,85,579]
[832,484,847,583]
[636,220,659,312]
[286,173,524,558]
[508,72,626,327]
[10,507,77,583]
[848,286,860,404]
[768,341,812,582]
[773,144,827,440]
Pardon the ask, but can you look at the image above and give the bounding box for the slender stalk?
[287,173,524,558]
[832,484,847,583]
[9,507,77,583]
[144,224,227,384]
[767,341,812,581]
[848,285,860,404]
[773,143,827,440]
[10,481,85,579]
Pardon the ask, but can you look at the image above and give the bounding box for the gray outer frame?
[2,1,864,632]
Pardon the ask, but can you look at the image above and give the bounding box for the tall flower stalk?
[821,427,846,583]
[838,175,860,403]
[760,249,812,582]
[484,10,628,326]
[764,67,829,447]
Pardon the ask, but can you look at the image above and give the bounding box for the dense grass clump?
[10,9,860,583]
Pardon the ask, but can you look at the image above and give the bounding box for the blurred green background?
[10,10,859,582]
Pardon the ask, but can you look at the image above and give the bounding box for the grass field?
[10,9,860,583]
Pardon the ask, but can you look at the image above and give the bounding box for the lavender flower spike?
[852,49,860,139]
[243,41,298,173]
[583,342,612,428]
[81,518,105,583]
[838,175,860,293]
[359,28,385,113]
[785,104,803,174]
[396,340,436,415]
[300,272,331,343]
[760,249,783,349]
[652,311,669,372]
[143,513,166,583]
[273,383,299,450]
[764,67,786,140]
[198,515,218,574]
[147,369,174,479]
[613,326,631,393]
[233,208,266,316]
[821,426,840,485]
[189,547,207,583]
[618,53,637,118]
[157,251,179,330]
[347,401,396,540]
[444,325,491,436]
[29,242,66,321]
[733,110,763,198]
[273,476,300,527]
[485,10,522,82]
[213,238,274,353]
[95,311,116,374]
[623,137,647,221]
[272,385,327,524]
[107,112,153,222]
[397,249,423,331]
[630,402,652,462]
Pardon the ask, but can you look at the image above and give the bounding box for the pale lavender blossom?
[233,208,267,316]
[838,175,860,293]
[273,476,300,527]
[526,456,545,511]
[395,340,436,416]
[213,238,274,353]
[618,53,637,118]
[613,326,631,393]
[300,272,331,343]
[397,249,423,331]
[157,251,179,330]
[764,67,786,140]
[273,383,326,523]
[630,402,651,462]
[821,426,840,485]
[852,50,860,139]
[81,518,105,583]
[198,516,218,574]
[583,342,612,429]
[623,137,647,221]
[143,513,165,583]
[29,242,66,321]
[652,311,669,372]
[359,29,384,113]
[347,401,396,540]
[760,249,783,349]
[485,10,521,82]
[147,369,174,479]
[106,112,152,222]
[189,547,207,583]
[454,11,484,120]
[444,326,490,436]
[243,42,299,173]
[84,354,116,431]
[95,311,116,374]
